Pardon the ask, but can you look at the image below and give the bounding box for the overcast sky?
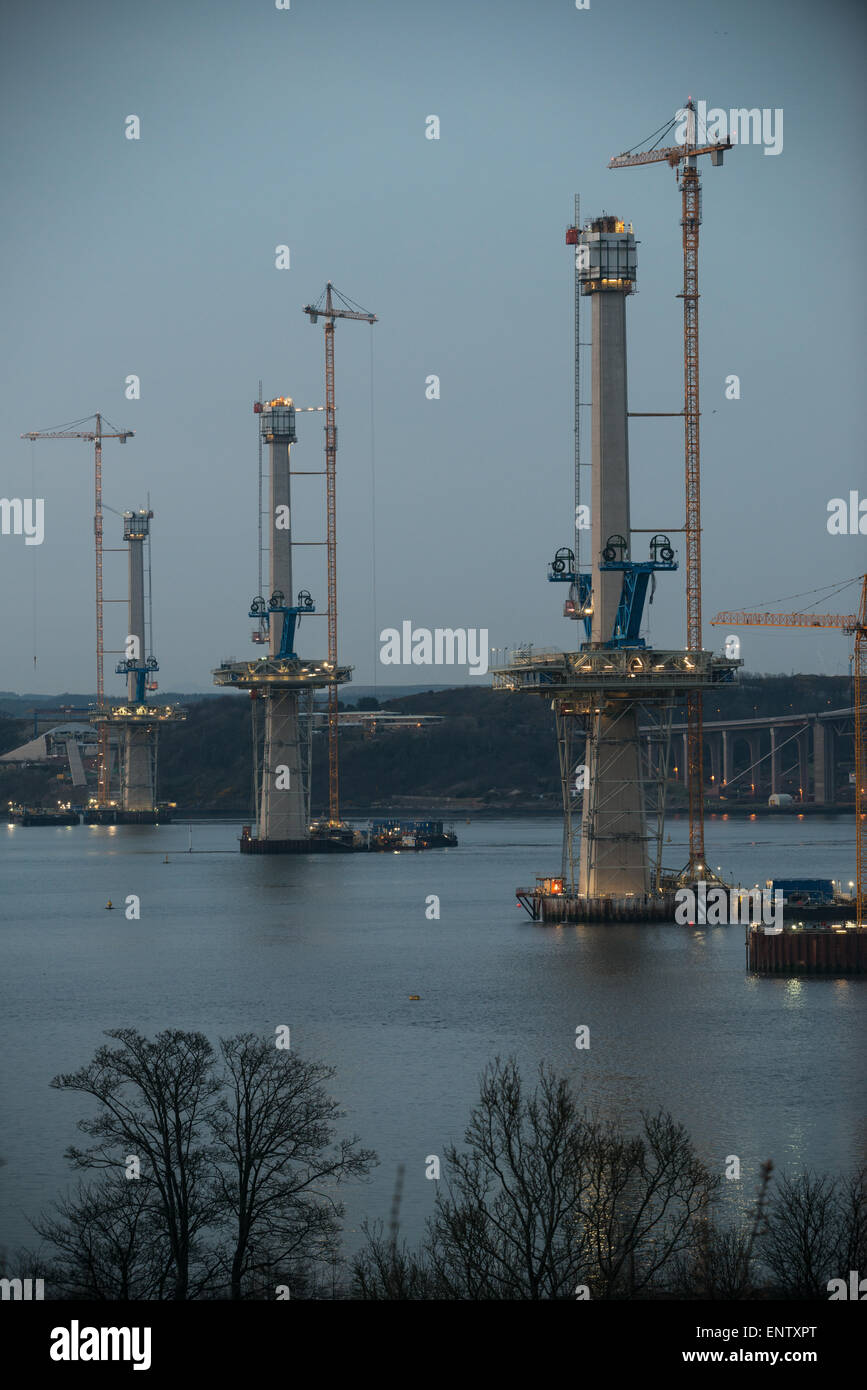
[1,0,864,695]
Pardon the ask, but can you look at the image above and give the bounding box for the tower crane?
[712,575,867,928]
[303,283,377,827]
[21,413,134,804]
[609,98,732,879]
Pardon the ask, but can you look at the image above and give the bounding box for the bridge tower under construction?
[212,399,353,853]
[91,507,185,823]
[494,214,739,907]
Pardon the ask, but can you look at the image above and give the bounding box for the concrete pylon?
[123,511,154,811]
[258,412,307,841]
[577,216,648,896]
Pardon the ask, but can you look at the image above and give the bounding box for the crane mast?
[303,283,377,827]
[855,578,867,930]
[21,413,133,804]
[681,154,705,879]
[610,99,731,878]
[324,309,338,823]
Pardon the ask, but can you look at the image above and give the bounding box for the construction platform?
[747,924,866,975]
[213,656,351,691]
[517,878,860,927]
[492,646,739,699]
[84,805,174,825]
[518,886,680,922]
[240,824,357,853]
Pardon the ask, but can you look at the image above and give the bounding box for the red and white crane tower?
[303,283,377,827]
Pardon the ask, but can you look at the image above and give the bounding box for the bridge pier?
[798,729,809,801]
[813,721,836,804]
[707,731,722,795]
[722,728,734,789]
[770,726,782,797]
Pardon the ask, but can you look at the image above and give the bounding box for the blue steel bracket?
[597,558,678,648]
[249,591,316,660]
[548,554,593,641]
[116,655,159,701]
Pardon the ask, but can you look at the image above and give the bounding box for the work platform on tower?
[495,206,740,917]
[216,393,457,855]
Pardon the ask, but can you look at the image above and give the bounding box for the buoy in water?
[105,900,113,910]
[164,854,169,863]
[409,995,420,1000]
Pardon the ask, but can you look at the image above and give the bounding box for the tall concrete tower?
[213,398,352,852]
[577,216,648,895]
[493,207,740,916]
[259,402,309,841]
[121,508,156,810]
[90,507,185,824]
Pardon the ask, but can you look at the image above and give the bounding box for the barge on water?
[365,819,457,852]
[747,923,866,975]
[8,804,80,827]
[239,819,458,854]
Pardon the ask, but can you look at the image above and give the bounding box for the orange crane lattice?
[712,575,867,928]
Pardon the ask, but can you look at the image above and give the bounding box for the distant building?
[1,723,98,787]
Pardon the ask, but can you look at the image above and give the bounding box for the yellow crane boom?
[712,576,867,928]
[712,610,857,628]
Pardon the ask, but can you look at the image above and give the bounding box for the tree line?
[8,1034,864,1300]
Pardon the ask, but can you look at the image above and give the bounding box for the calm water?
[1,814,864,1258]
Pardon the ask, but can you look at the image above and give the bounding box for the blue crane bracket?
[598,533,677,647]
[249,590,316,660]
[548,547,593,642]
[115,655,159,702]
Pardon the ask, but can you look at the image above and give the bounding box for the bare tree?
[51,1028,221,1299]
[576,1111,720,1298]
[760,1167,867,1298]
[208,1034,376,1300]
[353,1059,719,1301]
[32,1176,173,1300]
[351,1219,443,1300]
[672,1160,773,1300]
[353,1058,595,1299]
